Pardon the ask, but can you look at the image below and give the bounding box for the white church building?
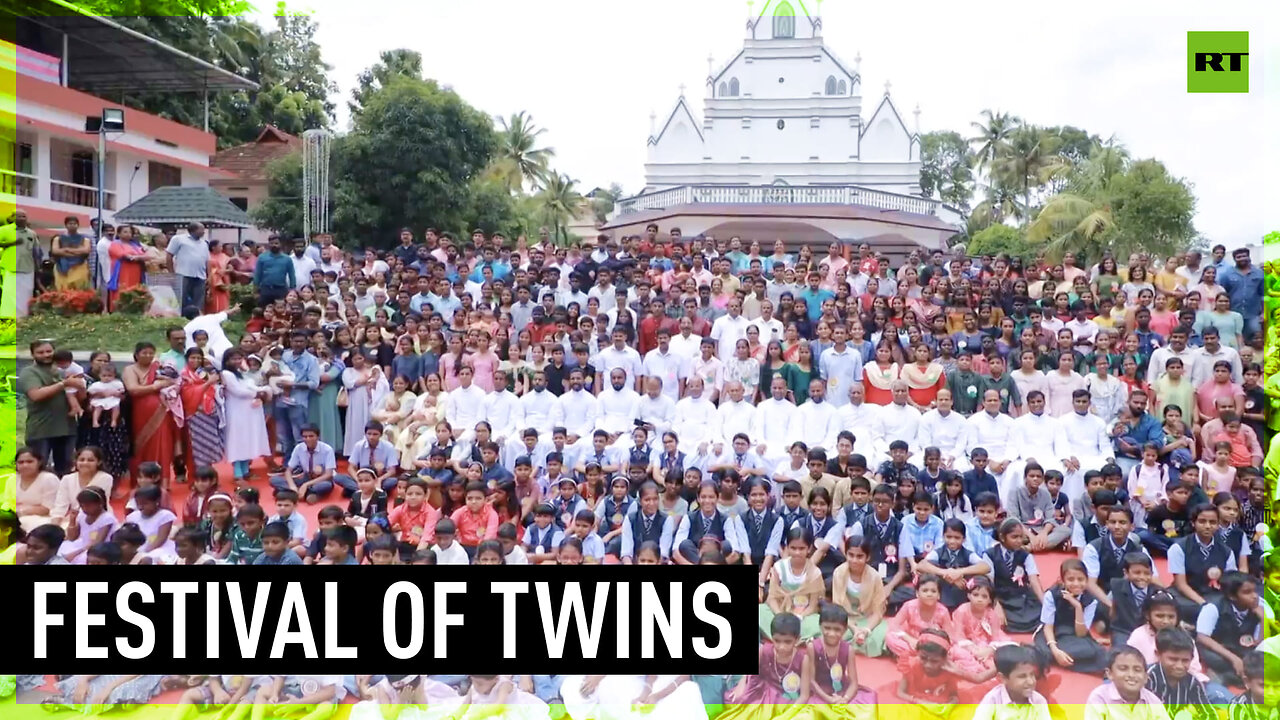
[604,0,960,255]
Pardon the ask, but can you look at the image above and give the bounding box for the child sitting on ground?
[1146,628,1216,720]
[894,628,959,717]
[1083,646,1167,719]
[971,645,1051,720]
[1034,558,1106,675]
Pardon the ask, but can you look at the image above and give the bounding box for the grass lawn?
[19,313,246,351]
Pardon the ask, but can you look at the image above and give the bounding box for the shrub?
[30,289,103,316]
[114,285,153,315]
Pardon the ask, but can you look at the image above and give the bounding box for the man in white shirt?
[1176,250,1205,286]
[672,376,718,455]
[836,383,880,459]
[1008,390,1067,494]
[917,387,968,470]
[668,317,703,362]
[289,238,317,289]
[636,376,677,438]
[1188,326,1242,387]
[519,370,556,438]
[596,368,642,448]
[642,329,687,401]
[709,297,751,361]
[1058,389,1114,499]
[317,245,344,279]
[587,269,618,314]
[752,375,799,465]
[551,367,601,450]
[445,365,487,453]
[750,300,784,344]
[596,328,645,392]
[789,377,841,452]
[963,389,1019,498]
[819,324,864,408]
[1146,325,1198,384]
[873,381,922,462]
[482,369,524,449]
[715,381,757,451]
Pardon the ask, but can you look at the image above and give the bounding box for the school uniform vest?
[686,509,727,545]
[629,511,666,552]
[526,524,558,554]
[628,445,652,471]
[1219,526,1245,563]
[864,514,904,576]
[1089,534,1144,587]
[657,451,687,479]
[554,494,582,530]
[986,545,1032,601]
[1082,519,1104,545]
[779,505,809,532]
[598,497,631,538]
[1047,583,1097,636]
[1210,597,1261,656]
[804,515,836,548]
[743,508,780,565]
[932,546,973,607]
[1108,578,1147,634]
[1179,535,1232,596]
[842,502,869,530]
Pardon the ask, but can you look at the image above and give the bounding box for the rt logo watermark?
[1187,31,1249,93]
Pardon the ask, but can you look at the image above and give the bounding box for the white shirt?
[95,236,112,285]
[964,411,1017,462]
[519,389,556,435]
[184,312,233,369]
[918,408,968,461]
[836,401,881,457]
[1060,411,1112,459]
[1189,345,1243,387]
[587,283,618,313]
[709,313,751,361]
[1065,317,1100,346]
[716,399,757,444]
[642,348,688,401]
[290,253,317,289]
[1146,344,1198,384]
[673,395,718,448]
[668,333,703,362]
[482,390,523,441]
[637,393,677,436]
[874,402,922,456]
[446,384,487,433]
[596,385,642,435]
[753,397,799,452]
[553,388,601,439]
[750,316,784,343]
[1014,412,1066,463]
[790,399,841,451]
[431,541,469,565]
[597,344,645,389]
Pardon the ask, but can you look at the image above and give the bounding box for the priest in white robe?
[715,381,757,453]
[917,387,970,471]
[752,375,799,465]
[482,372,524,449]
[596,367,643,449]
[788,377,841,452]
[673,376,719,455]
[1058,388,1115,499]
[637,376,677,439]
[962,389,1019,498]
[872,381,922,463]
[1008,390,1068,498]
[551,367,600,451]
[445,365,487,454]
[836,383,881,459]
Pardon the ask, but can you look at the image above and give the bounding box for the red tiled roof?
[210,125,301,182]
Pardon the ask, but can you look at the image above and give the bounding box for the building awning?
[7,0,258,93]
[113,185,253,229]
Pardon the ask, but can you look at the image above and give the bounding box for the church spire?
[913,104,921,133]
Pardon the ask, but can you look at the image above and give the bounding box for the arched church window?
[825,76,837,95]
[773,1,795,38]
[729,77,740,96]
[719,81,728,96]
[837,79,847,94]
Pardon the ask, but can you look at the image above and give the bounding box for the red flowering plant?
[114,285,154,315]
[30,289,104,316]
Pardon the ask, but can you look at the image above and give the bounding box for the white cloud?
[274,0,1277,244]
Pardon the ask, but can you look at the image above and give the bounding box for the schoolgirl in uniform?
[595,476,633,557]
[1034,558,1106,674]
[759,525,825,641]
[673,482,743,565]
[619,482,674,564]
[738,479,783,594]
[986,519,1045,633]
[1169,502,1238,622]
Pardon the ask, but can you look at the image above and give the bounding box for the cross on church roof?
[679,83,686,97]
[884,79,892,95]
[707,54,714,75]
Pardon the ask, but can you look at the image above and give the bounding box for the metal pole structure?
[96,126,105,242]
[203,88,209,132]
[60,32,68,86]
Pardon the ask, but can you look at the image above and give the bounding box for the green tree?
[536,172,584,244]
[968,109,1020,174]
[335,77,498,244]
[989,125,1066,216]
[590,183,625,224]
[349,49,423,116]
[967,224,1031,260]
[918,131,975,210]
[250,152,305,237]
[488,111,555,193]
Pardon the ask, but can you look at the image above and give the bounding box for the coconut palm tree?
[968,110,1021,174]
[990,125,1067,215]
[491,111,555,193]
[537,172,583,244]
[1026,193,1115,263]
[969,183,1024,228]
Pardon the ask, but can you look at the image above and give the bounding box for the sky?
[261,0,1277,246]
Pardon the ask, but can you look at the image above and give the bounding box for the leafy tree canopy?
[967,224,1030,261]
[918,131,974,211]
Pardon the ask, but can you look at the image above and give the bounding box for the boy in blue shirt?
[253,522,302,565]
[962,448,998,503]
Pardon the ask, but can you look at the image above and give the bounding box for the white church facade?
[605,0,960,255]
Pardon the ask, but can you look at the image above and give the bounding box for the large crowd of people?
[8,220,1279,719]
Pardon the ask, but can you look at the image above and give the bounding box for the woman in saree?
[122,342,179,489]
[205,239,231,313]
[309,345,345,452]
[105,225,148,311]
[397,372,450,466]
[861,341,901,407]
[180,347,225,473]
[901,343,947,411]
[371,374,418,455]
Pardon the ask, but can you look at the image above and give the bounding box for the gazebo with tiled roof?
[112,185,254,230]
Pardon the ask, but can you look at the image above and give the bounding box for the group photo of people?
[9,222,1279,719]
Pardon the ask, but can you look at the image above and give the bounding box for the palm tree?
[969,183,1023,227]
[990,125,1067,215]
[537,172,583,244]
[492,111,555,193]
[1026,193,1115,263]
[968,110,1020,174]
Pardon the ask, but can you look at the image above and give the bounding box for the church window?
[719,81,728,96]
[728,77,740,96]
[837,79,847,94]
[825,76,837,95]
[773,1,795,38]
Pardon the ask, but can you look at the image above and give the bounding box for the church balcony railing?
[615,184,940,217]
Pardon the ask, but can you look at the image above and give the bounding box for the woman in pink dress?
[948,577,1014,682]
[204,239,231,313]
[106,225,149,311]
[1194,360,1244,422]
